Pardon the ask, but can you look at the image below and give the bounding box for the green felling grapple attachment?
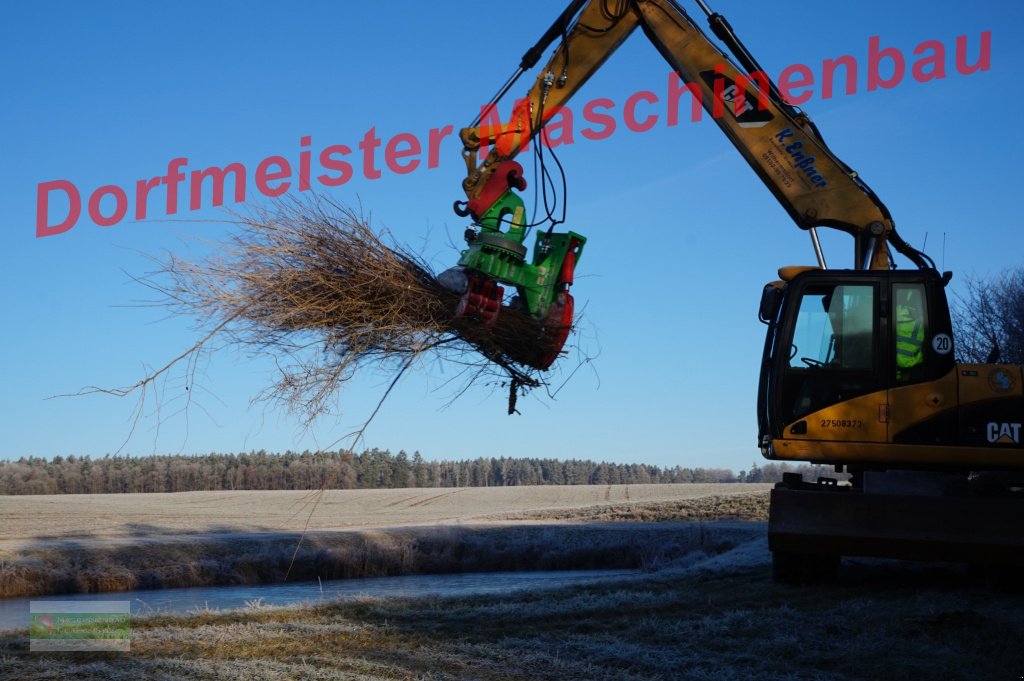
[446,160,585,369]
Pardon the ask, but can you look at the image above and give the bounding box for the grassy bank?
[0,492,767,599]
[2,550,1022,680]
[491,492,769,522]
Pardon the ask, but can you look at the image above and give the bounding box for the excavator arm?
[457,0,930,272]
[446,0,935,371]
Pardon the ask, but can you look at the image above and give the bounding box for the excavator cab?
[757,267,1024,470]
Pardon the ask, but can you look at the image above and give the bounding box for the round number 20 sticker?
[932,333,952,355]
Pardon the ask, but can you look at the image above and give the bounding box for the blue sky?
[2,1,1021,473]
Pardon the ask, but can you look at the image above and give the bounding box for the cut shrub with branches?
[89,196,578,428]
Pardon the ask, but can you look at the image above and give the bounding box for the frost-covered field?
[1,485,1022,679]
[0,484,772,541]
[3,539,1023,681]
[0,486,771,599]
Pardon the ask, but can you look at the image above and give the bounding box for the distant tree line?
[0,450,837,495]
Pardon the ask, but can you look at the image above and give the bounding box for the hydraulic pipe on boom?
[468,0,589,131]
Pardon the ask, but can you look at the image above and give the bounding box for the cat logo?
[987,422,1022,444]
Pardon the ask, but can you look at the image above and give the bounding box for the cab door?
[886,278,959,445]
[774,276,889,444]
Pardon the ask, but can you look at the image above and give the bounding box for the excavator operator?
[895,288,926,382]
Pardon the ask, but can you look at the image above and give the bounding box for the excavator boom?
[459,0,929,271]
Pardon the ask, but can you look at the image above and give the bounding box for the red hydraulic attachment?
[455,273,504,327]
[536,236,581,369]
[465,160,527,219]
[537,291,574,369]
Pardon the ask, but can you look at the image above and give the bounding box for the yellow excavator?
[444,0,1024,582]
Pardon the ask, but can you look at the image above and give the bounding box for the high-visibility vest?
[896,305,925,368]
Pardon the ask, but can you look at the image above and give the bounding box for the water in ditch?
[0,569,640,631]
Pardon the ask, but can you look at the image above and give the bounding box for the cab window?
[780,282,878,422]
[788,284,875,370]
[893,283,928,384]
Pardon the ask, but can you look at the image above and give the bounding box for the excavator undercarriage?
[770,470,1024,584]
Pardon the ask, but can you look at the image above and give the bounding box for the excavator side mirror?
[759,283,784,325]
